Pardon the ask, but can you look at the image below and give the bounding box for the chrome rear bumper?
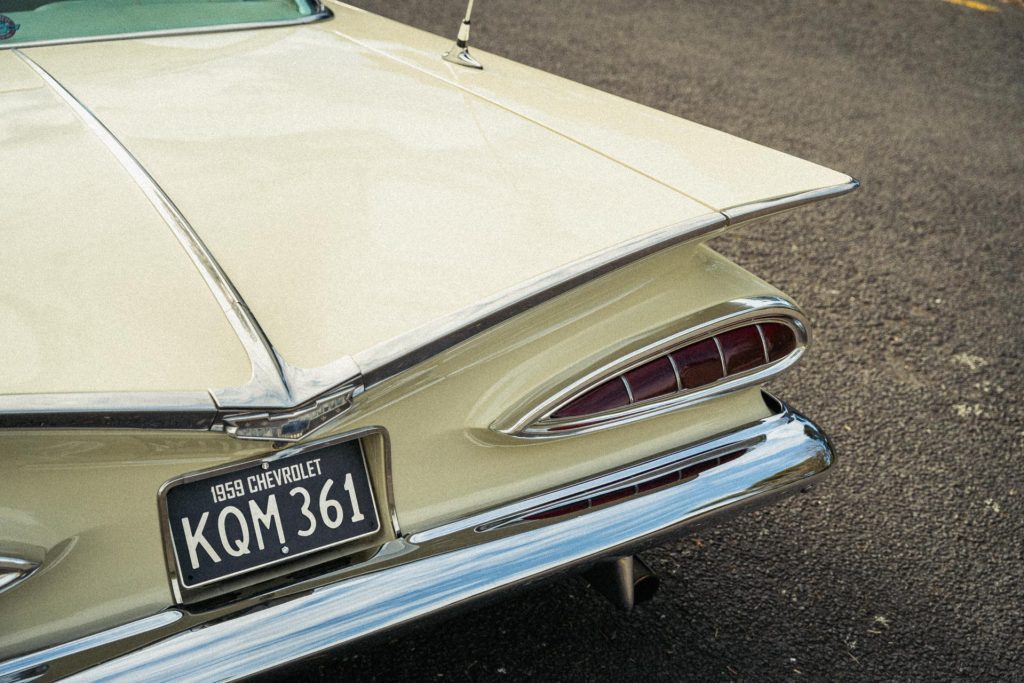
[1,397,833,682]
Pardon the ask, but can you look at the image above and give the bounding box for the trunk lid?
[10,5,852,397]
[0,52,251,397]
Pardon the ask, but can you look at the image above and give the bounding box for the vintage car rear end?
[0,1,856,679]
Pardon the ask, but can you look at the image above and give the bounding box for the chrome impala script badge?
[0,15,20,40]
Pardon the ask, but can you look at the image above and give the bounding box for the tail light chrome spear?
[493,297,808,438]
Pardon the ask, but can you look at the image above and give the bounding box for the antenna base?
[444,45,483,69]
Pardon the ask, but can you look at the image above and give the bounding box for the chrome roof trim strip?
[13,51,294,410]
[722,178,860,225]
[0,4,332,51]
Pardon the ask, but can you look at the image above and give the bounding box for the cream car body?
[0,2,856,678]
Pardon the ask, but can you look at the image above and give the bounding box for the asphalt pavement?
[280,0,1024,680]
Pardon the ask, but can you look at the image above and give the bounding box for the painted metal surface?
[2,5,855,408]
[326,1,854,210]
[11,50,293,411]
[1,400,832,681]
[0,242,780,659]
[0,52,252,397]
[0,2,858,669]
[19,27,706,381]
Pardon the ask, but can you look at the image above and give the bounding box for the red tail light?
[670,338,724,389]
[760,322,797,362]
[552,377,631,418]
[523,449,747,521]
[718,326,765,374]
[624,357,678,401]
[549,319,801,425]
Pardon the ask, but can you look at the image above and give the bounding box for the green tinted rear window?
[0,0,322,47]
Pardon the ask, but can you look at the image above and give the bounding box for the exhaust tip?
[632,557,660,605]
[583,554,660,611]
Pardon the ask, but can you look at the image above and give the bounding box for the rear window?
[0,0,324,47]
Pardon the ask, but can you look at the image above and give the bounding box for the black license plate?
[163,439,380,588]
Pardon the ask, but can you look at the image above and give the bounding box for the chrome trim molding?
[0,556,40,595]
[666,353,683,391]
[0,612,183,683]
[721,178,860,225]
[0,392,216,430]
[13,51,294,410]
[411,408,785,545]
[0,399,831,681]
[356,213,729,385]
[620,376,635,403]
[221,383,358,442]
[491,296,808,438]
[10,51,365,437]
[755,323,771,361]
[0,5,332,51]
[0,167,855,431]
[712,335,729,376]
[357,179,856,387]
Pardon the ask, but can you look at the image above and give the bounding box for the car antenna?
[443,0,483,69]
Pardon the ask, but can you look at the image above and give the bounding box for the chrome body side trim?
[721,178,860,224]
[0,398,831,681]
[0,5,332,51]
[0,612,183,682]
[0,393,216,430]
[491,296,808,438]
[0,164,855,430]
[356,213,728,385]
[0,556,40,595]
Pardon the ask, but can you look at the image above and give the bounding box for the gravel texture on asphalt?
[276,1,1024,680]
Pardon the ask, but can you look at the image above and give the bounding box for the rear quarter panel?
[0,241,782,658]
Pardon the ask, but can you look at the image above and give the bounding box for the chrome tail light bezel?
[492,296,809,439]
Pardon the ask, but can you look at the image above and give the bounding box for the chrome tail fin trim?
[492,296,808,439]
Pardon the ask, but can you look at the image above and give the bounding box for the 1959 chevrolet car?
[0,0,858,679]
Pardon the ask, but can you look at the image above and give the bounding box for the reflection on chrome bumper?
[2,397,833,682]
